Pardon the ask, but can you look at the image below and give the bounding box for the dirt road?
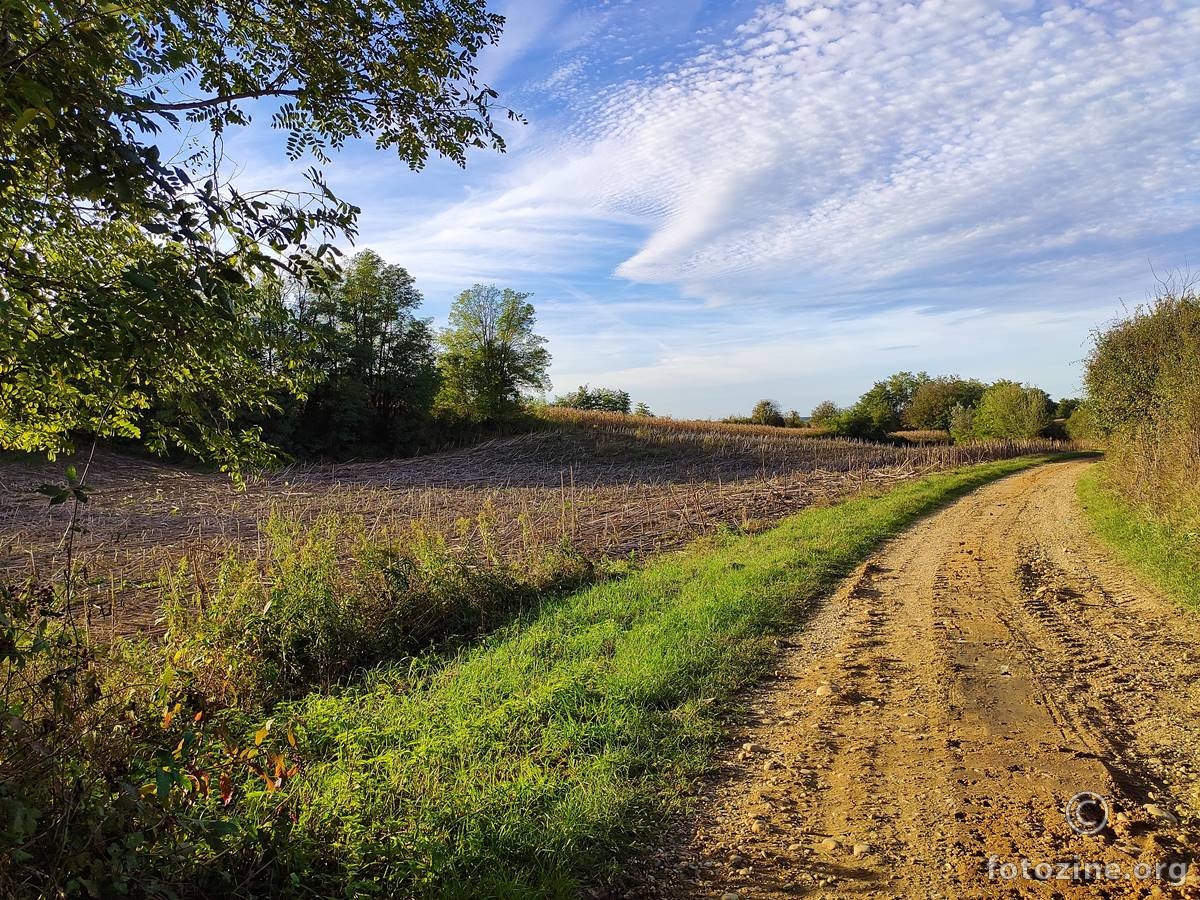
[636,460,1200,898]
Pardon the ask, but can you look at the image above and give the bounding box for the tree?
[0,0,508,474]
[750,400,785,427]
[1055,397,1083,419]
[633,402,654,417]
[290,250,438,456]
[809,401,840,428]
[783,409,805,428]
[948,403,976,443]
[904,377,986,430]
[1064,403,1098,442]
[437,285,550,419]
[972,381,1053,439]
[836,371,930,438]
[552,385,631,413]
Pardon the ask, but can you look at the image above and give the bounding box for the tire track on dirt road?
[627,459,1200,899]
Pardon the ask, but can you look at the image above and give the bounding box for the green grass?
[271,454,1065,897]
[1077,466,1200,611]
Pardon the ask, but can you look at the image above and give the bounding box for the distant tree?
[904,377,986,430]
[1055,397,1082,419]
[750,399,786,427]
[836,371,930,438]
[633,402,654,417]
[437,284,551,420]
[809,401,841,428]
[948,403,976,443]
[552,385,631,413]
[783,409,805,428]
[972,381,1053,439]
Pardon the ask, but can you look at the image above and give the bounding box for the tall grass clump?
[1085,275,1200,529]
[160,512,594,706]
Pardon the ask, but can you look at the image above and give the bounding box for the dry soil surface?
[629,459,1200,899]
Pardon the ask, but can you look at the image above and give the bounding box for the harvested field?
[0,414,1070,634]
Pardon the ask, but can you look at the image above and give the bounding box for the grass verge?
[264,455,1065,897]
[1077,466,1200,611]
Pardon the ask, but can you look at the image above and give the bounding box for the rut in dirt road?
[633,460,1200,899]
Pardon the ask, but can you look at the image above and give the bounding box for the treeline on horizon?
[721,375,1087,443]
[157,245,1094,464]
[230,244,1087,462]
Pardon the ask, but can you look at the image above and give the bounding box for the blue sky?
[226,0,1200,418]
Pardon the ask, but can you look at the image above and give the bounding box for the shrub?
[971,381,1053,439]
[948,402,975,443]
[1064,402,1098,443]
[1084,278,1200,524]
[160,513,594,707]
[749,399,785,427]
[0,580,298,899]
[809,400,840,427]
[904,377,985,430]
[552,385,632,414]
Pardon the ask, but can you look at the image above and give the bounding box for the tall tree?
[437,285,550,420]
[0,0,508,474]
[296,251,438,455]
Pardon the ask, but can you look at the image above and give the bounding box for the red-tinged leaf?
[219,772,233,806]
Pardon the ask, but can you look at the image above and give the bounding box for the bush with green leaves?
[160,512,593,707]
[834,371,930,439]
[808,400,841,428]
[552,385,633,414]
[1084,278,1200,524]
[0,580,300,899]
[750,399,785,427]
[971,381,1053,440]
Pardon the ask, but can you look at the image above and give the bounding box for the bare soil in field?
[630,460,1200,899]
[0,425,1055,634]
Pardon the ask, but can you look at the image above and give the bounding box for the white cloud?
[371,0,1200,314]
[263,0,1200,416]
[544,298,1109,418]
